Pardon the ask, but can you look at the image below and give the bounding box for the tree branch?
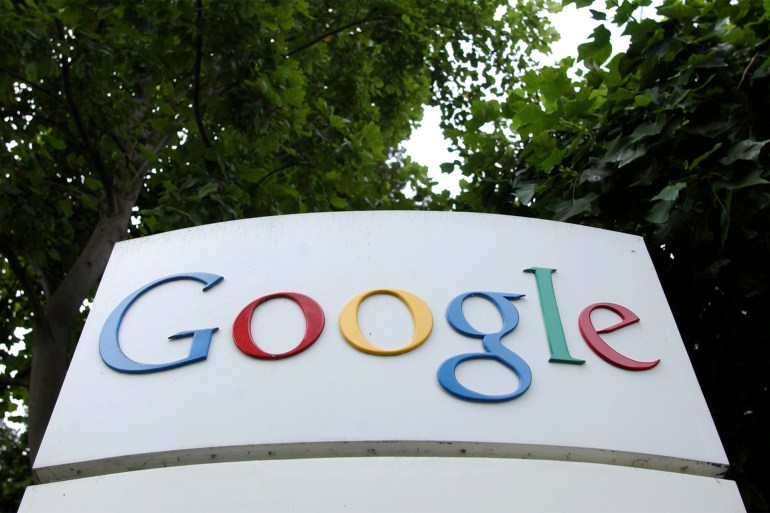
[0,371,30,389]
[42,179,143,342]
[255,166,289,189]
[136,134,174,179]
[0,238,45,319]
[255,159,308,189]
[18,247,52,300]
[193,0,212,149]
[55,19,115,213]
[286,18,382,57]
[0,67,64,107]
[738,53,759,90]
[43,179,99,206]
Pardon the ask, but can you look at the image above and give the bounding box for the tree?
[0,0,554,507]
[451,0,769,509]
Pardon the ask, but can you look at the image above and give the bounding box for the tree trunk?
[27,322,69,466]
[27,185,143,465]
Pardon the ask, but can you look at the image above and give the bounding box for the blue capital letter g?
[99,272,223,374]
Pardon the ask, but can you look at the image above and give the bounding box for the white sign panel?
[21,458,745,513]
[34,212,728,482]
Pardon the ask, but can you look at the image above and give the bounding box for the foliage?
[0,423,30,511]
[453,0,770,509]
[0,0,553,508]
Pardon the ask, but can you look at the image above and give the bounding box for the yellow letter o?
[339,289,433,356]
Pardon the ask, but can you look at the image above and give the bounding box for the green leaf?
[645,199,673,224]
[240,167,264,184]
[554,192,598,221]
[633,93,656,107]
[329,114,348,129]
[566,0,594,7]
[538,147,568,171]
[658,2,700,19]
[439,162,455,174]
[562,99,595,118]
[750,58,770,79]
[629,117,667,143]
[682,121,729,138]
[197,183,219,199]
[56,199,73,217]
[719,139,769,165]
[84,176,102,191]
[513,182,536,205]
[577,25,612,66]
[47,135,66,150]
[579,166,612,184]
[203,148,219,162]
[713,169,770,191]
[651,182,686,202]
[610,145,646,168]
[686,142,722,170]
[686,52,727,69]
[329,196,348,209]
[512,104,545,129]
[589,9,606,20]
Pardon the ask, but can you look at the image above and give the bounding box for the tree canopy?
[452,0,769,509]
[0,0,553,508]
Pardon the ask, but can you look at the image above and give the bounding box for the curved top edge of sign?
[116,211,642,248]
[33,440,727,485]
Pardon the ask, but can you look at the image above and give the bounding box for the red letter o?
[232,292,325,359]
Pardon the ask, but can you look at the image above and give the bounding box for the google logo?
[99,267,660,403]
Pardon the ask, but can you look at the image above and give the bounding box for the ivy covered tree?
[0,0,554,507]
[451,0,769,509]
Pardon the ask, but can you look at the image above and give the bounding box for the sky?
[403,2,647,196]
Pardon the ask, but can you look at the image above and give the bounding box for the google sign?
[100,268,659,403]
[34,212,728,484]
